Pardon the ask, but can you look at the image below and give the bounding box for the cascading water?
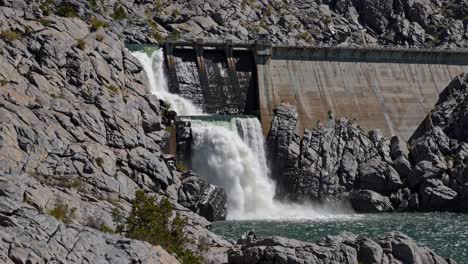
[132,49,349,220]
[132,49,203,115]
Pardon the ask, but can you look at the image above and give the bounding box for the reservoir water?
[212,213,468,263]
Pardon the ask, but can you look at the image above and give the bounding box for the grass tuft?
[90,17,108,32]
[48,200,76,224]
[95,34,105,42]
[76,38,87,50]
[0,31,20,41]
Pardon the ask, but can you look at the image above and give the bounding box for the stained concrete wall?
[165,42,258,115]
[257,46,468,140]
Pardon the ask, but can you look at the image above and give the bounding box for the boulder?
[419,179,458,211]
[358,159,402,195]
[349,190,394,213]
[178,172,227,221]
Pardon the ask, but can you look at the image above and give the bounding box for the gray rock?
[349,190,394,213]
[0,196,180,264]
[358,159,402,195]
[178,172,227,221]
[228,231,455,264]
[419,179,458,211]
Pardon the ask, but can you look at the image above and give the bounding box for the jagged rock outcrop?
[267,103,406,210]
[142,0,466,47]
[5,0,466,48]
[409,74,468,212]
[228,231,457,264]
[178,171,227,221]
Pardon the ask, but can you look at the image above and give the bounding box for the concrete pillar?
[165,42,180,94]
[195,38,210,104]
[224,39,242,111]
[253,34,274,135]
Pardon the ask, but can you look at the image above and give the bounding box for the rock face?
[142,0,467,47]
[0,1,230,263]
[409,74,468,212]
[4,0,465,48]
[267,103,406,208]
[0,196,180,264]
[268,75,468,213]
[178,171,227,221]
[228,232,457,264]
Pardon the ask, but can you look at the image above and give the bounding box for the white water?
[132,50,203,115]
[133,49,351,220]
[189,118,351,220]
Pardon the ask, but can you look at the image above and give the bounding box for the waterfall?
[189,117,276,219]
[132,49,203,115]
[132,49,346,220]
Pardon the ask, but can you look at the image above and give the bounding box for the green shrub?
[95,157,104,166]
[39,18,51,26]
[87,0,98,10]
[0,79,8,86]
[0,31,20,41]
[50,93,65,99]
[90,17,108,32]
[85,217,114,233]
[55,4,78,17]
[111,4,127,20]
[106,85,120,94]
[49,200,76,224]
[76,38,86,50]
[40,0,54,16]
[54,176,84,190]
[176,163,188,172]
[444,155,455,162]
[113,190,203,264]
[168,30,181,41]
[95,34,105,42]
[172,9,181,17]
[297,31,314,44]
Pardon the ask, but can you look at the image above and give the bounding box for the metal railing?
[163,38,468,53]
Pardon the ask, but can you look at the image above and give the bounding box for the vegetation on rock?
[113,190,203,264]
[48,200,76,224]
[111,3,127,20]
[55,4,78,17]
[0,31,20,41]
[90,17,108,31]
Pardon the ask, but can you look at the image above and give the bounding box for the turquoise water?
[212,213,468,263]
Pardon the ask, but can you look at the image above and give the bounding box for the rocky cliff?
[267,74,468,213]
[0,1,230,263]
[147,0,468,47]
[7,0,467,48]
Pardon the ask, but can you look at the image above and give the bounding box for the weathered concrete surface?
[167,45,257,115]
[259,47,468,139]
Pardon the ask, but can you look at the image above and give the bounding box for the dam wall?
[165,40,258,115]
[162,39,468,140]
[258,46,468,139]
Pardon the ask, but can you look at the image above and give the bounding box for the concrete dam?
[162,38,468,140]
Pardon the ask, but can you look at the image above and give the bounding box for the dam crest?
[131,37,468,140]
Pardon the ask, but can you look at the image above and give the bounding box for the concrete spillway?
[162,39,468,140]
